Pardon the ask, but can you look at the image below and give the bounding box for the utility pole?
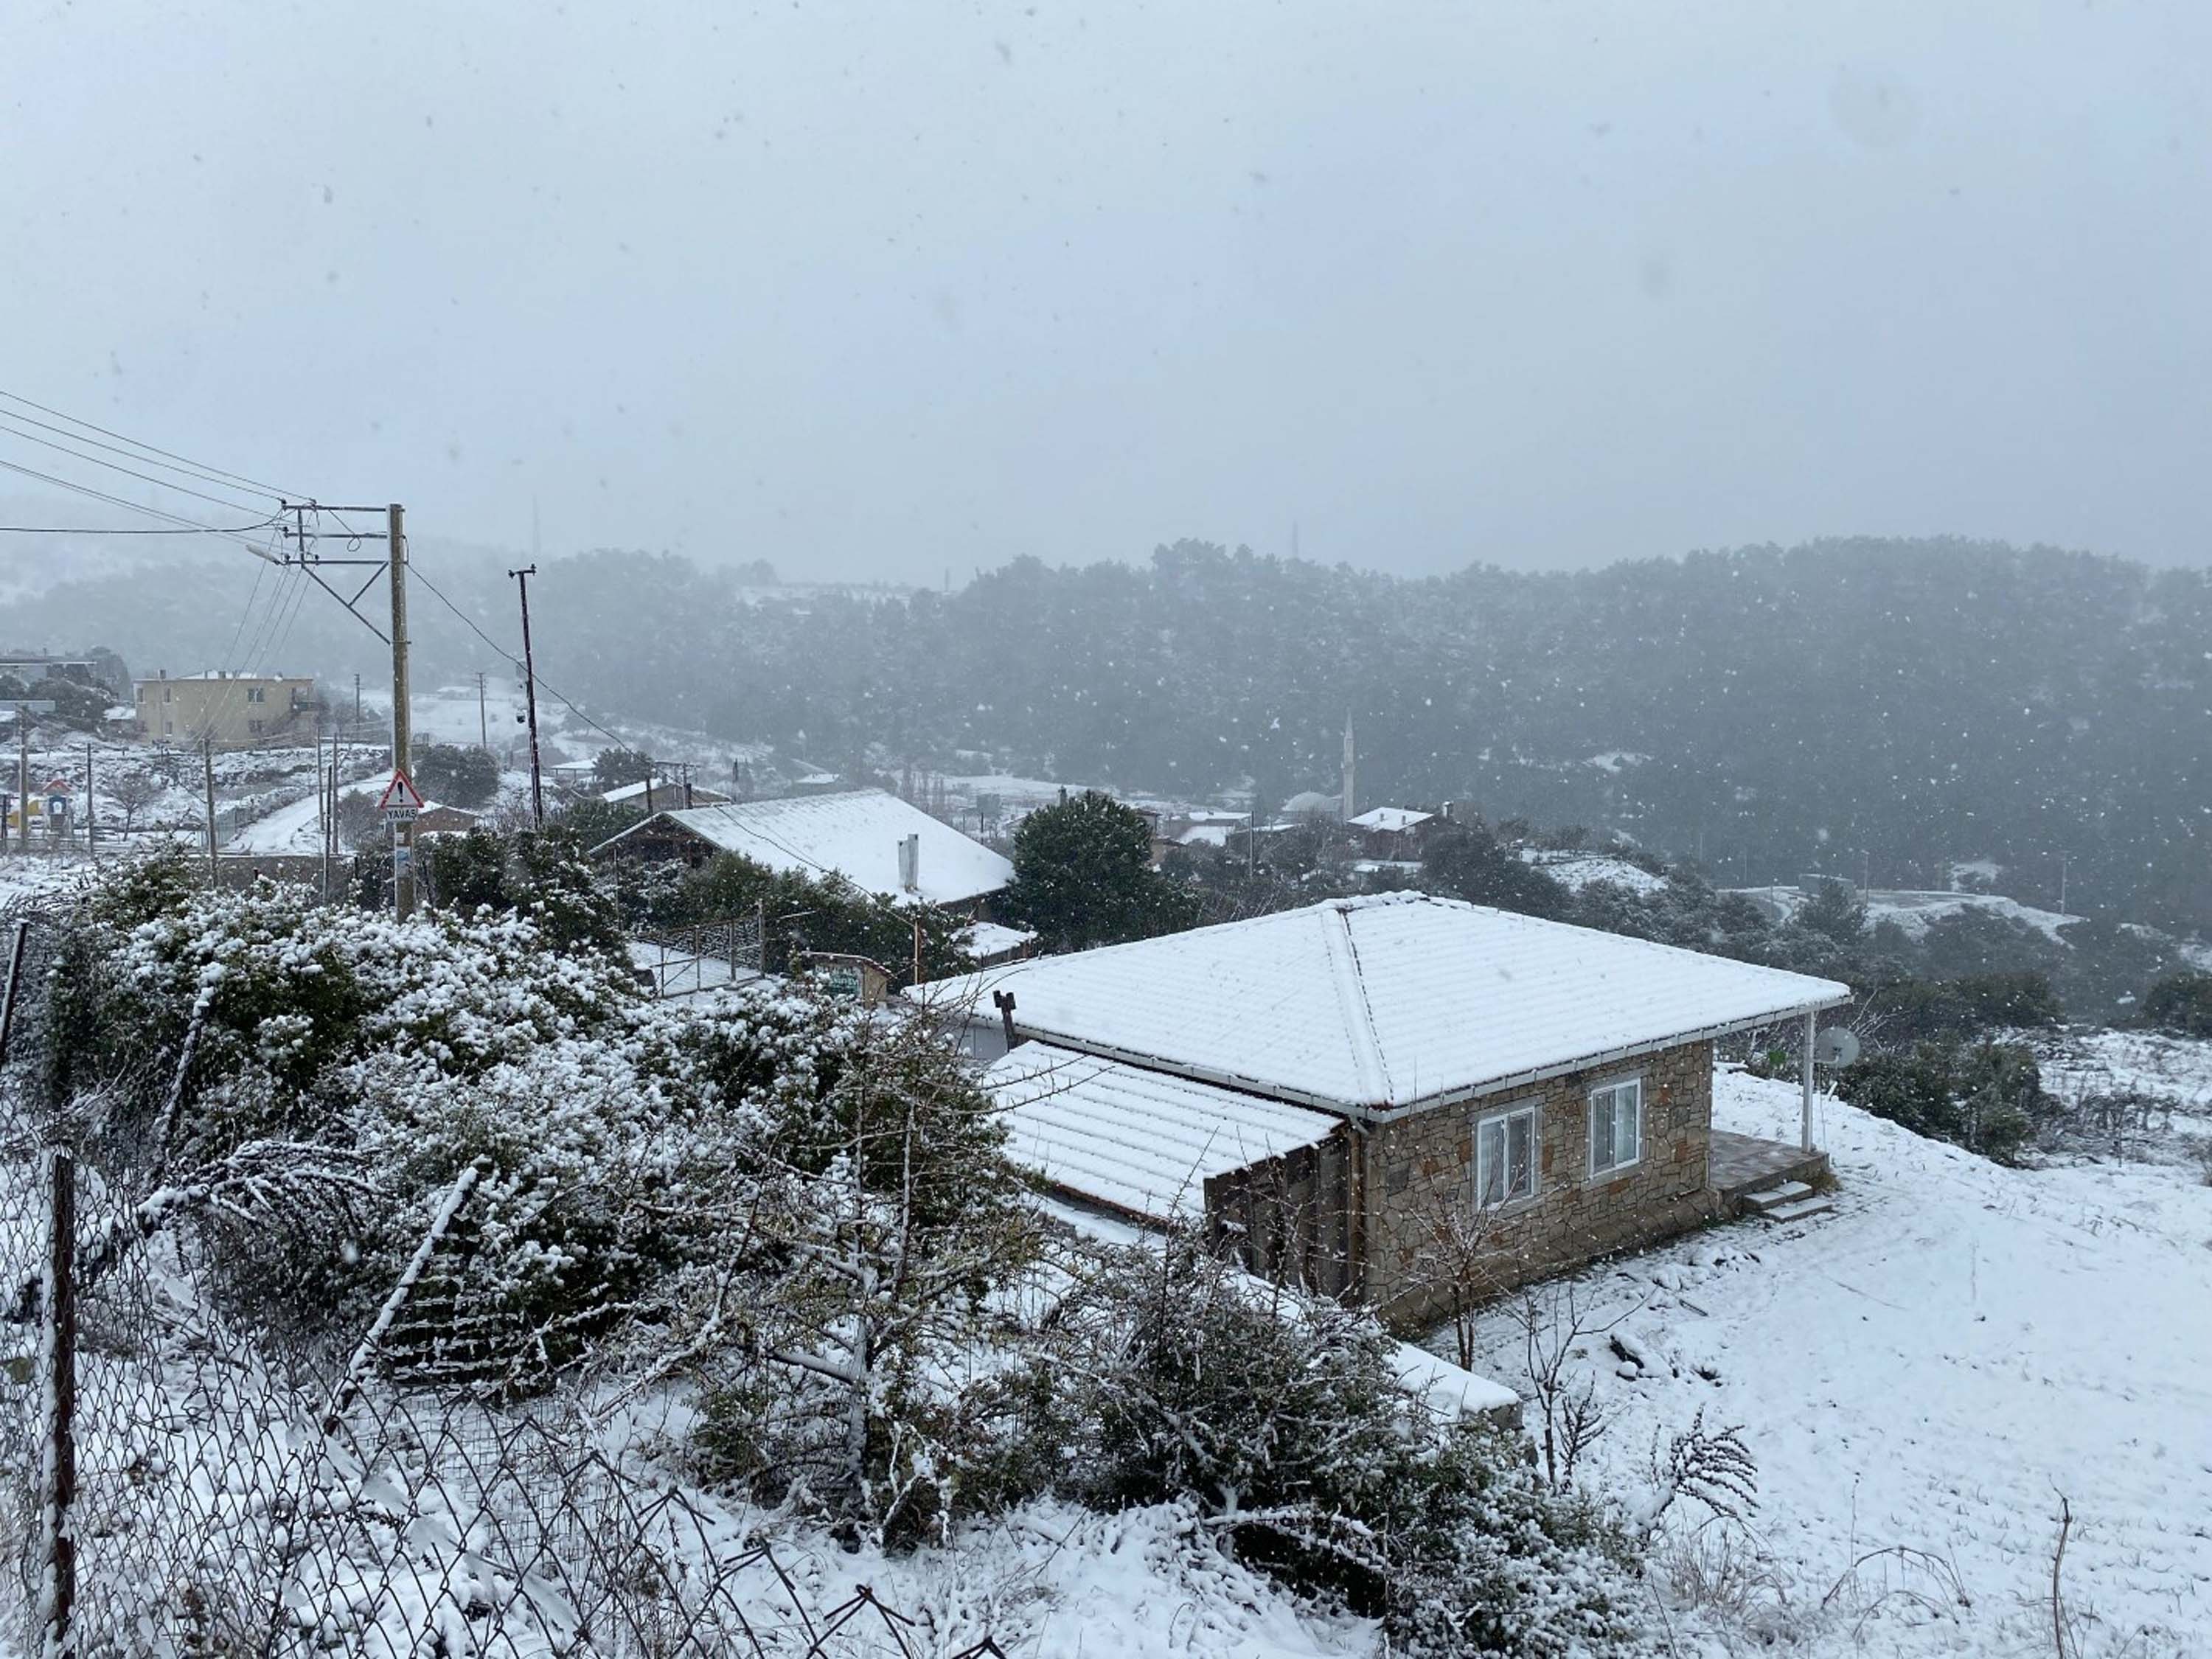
[476,671,488,748]
[388,503,415,920]
[353,673,362,733]
[509,565,545,827]
[83,744,94,858]
[2059,852,2069,914]
[202,737,218,886]
[15,718,28,855]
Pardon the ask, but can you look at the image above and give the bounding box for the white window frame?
[1474,1100,1540,1210]
[1587,1075,1644,1177]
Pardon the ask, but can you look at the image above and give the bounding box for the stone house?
[924,892,1847,1326]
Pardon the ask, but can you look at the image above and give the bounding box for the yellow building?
[135,671,318,748]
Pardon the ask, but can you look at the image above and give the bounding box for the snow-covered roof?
[985,1042,1339,1222]
[596,790,1012,906]
[1177,824,1231,847]
[600,776,725,805]
[928,892,1850,1118]
[958,920,1037,960]
[1348,806,1433,834]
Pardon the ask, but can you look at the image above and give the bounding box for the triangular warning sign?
[378,768,428,813]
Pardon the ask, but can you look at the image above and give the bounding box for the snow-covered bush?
[686,1004,1041,1550]
[1029,1229,1643,1655]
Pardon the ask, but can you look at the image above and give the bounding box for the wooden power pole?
[509,564,545,827]
[202,737,218,885]
[387,503,415,919]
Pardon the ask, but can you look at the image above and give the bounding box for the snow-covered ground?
[1522,848,1669,895]
[1732,883,2082,940]
[1450,1063,2212,1657]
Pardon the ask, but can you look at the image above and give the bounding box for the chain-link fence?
[0,907,998,1658]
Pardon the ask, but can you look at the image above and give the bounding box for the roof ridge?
[1321,902,1397,1107]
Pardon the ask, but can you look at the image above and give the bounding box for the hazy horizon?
[7,0,2211,580]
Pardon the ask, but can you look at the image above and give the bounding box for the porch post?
[1801,1010,1817,1152]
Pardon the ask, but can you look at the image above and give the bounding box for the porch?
[1708,1129,1832,1220]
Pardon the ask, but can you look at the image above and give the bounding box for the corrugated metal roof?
[931,892,1851,1116]
[986,1042,1339,1222]
[597,789,1012,906]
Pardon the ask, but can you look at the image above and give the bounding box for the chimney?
[993,988,1021,1051]
[897,832,920,893]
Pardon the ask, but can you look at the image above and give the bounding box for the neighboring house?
[588,788,1015,911]
[1347,804,1434,857]
[413,803,482,837]
[925,892,1848,1325]
[599,776,731,810]
[134,670,316,748]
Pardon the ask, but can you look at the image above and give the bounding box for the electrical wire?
[0,403,288,505]
[0,456,281,557]
[0,520,276,535]
[0,386,310,501]
[0,413,275,516]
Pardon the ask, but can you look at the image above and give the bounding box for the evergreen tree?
[1000,790,1199,950]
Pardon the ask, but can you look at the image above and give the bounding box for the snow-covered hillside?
[1451,1065,2212,1657]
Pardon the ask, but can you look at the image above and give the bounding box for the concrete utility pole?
[388,503,415,920]
[509,564,545,828]
[15,718,28,854]
[476,671,488,748]
[83,745,94,858]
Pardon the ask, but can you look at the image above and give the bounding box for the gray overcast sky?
[7,0,2209,580]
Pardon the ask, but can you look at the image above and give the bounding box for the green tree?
[1421,821,1568,918]
[2142,970,2212,1037]
[592,747,656,791]
[1796,878,1868,945]
[1000,791,1199,950]
[410,742,501,809]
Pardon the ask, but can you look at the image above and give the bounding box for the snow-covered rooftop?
[599,776,725,806]
[1348,806,1433,834]
[931,892,1850,1117]
[985,1042,1340,1222]
[598,789,1012,907]
[958,920,1037,961]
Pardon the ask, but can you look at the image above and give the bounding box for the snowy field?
[1450,1064,2212,1657]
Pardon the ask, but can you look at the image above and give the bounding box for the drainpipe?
[1801,1010,1816,1152]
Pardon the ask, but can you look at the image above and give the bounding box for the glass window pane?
[1507,1112,1533,1198]
[1478,1118,1505,1205]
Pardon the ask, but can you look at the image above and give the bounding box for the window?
[1475,1102,1537,1208]
[248,718,265,734]
[247,686,265,703]
[1588,1077,1643,1176]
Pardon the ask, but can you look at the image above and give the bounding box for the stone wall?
[1365,1039,1719,1326]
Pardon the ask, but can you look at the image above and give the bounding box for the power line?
[409,564,637,754]
[0,455,281,558]
[0,413,274,516]
[0,403,288,505]
[0,520,276,535]
[0,386,310,501]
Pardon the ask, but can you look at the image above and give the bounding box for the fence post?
[38,1145,77,1659]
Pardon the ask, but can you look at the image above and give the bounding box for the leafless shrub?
[1629,1407,1758,1543]
[1518,1279,1639,1489]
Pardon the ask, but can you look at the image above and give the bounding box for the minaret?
[1340,711,1357,823]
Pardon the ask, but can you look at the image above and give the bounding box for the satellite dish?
[1813,1026,1860,1067]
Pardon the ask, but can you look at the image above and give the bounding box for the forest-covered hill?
[10,535,2209,928]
